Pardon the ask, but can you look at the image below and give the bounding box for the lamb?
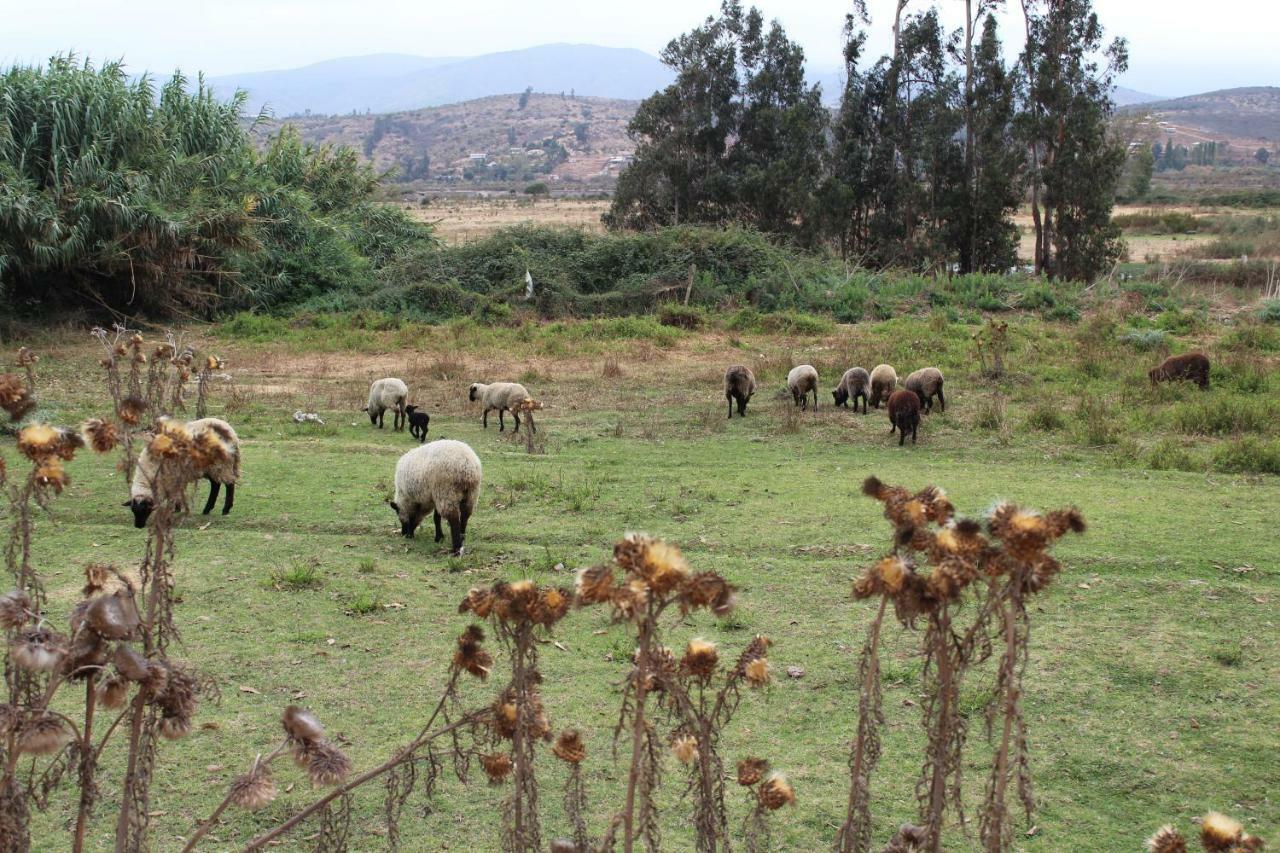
[365,378,409,431]
[832,367,871,414]
[125,417,240,528]
[724,365,758,418]
[405,405,431,443]
[886,390,921,446]
[904,367,946,413]
[389,439,482,556]
[868,364,897,409]
[468,382,534,432]
[1149,352,1210,389]
[787,365,819,410]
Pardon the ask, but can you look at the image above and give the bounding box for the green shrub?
[1145,439,1200,472]
[1154,310,1203,334]
[1221,322,1279,352]
[1211,438,1280,474]
[1173,398,1274,435]
[657,303,707,330]
[1024,403,1066,432]
[1117,328,1169,351]
[1073,394,1117,446]
[1257,299,1280,325]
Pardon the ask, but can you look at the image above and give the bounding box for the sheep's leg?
[512,409,521,433]
[937,388,945,412]
[202,478,220,515]
[498,409,506,432]
[812,388,818,409]
[433,511,444,543]
[451,502,471,556]
[899,424,906,446]
[223,483,235,515]
[728,395,734,419]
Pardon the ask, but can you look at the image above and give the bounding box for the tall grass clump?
[1211,438,1280,475]
[1172,398,1274,436]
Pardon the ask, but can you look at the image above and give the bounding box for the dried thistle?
[0,590,32,629]
[680,638,719,678]
[552,729,586,764]
[574,564,615,604]
[97,675,131,710]
[757,774,795,810]
[0,373,35,420]
[305,742,352,787]
[453,625,493,680]
[481,752,513,785]
[17,423,61,461]
[117,396,146,425]
[10,627,67,671]
[737,757,769,787]
[1146,825,1188,853]
[17,713,72,755]
[670,734,699,765]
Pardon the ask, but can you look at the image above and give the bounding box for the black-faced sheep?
[365,378,409,431]
[1149,352,1210,389]
[405,405,430,443]
[390,439,482,556]
[887,389,921,446]
[468,382,534,432]
[724,365,757,418]
[126,417,240,528]
[904,367,945,413]
[832,367,870,414]
[868,364,897,409]
[787,365,819,410]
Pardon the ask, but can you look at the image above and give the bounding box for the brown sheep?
[724,365,758,418]
[832,367,870,414]
[868,364,897,409]
[904,367,945,413]
[887,389,921,446]
[1149,352,1210,389]
[787,365,819,410]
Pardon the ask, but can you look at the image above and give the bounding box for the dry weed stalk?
[512,398,545,454]
[972,319,1009,380]
[1146,812,1266,853]
[838,476,1084,853]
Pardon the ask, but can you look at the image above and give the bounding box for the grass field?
[8,310,1279,851]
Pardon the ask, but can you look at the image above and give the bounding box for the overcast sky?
[2,0,1274,97]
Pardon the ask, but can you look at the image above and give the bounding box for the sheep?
[468,382,534,432]
[405,405,430,443]
[724,365,757,418]
[886,390,921,446]
[832,367,871,414]
[904,367,946,413]
[787,365,819,410]
[389,439,482,556]
[1149,352,1210,389]
[125,417,240,528]
[365,378,409,431]
[868,364,897,409]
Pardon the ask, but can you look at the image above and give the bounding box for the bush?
[1211,437,1280,474]
[1073,394,1117,446]
[1117,328,1169,351]
[1154,310,1203,334]
[1145,439,1200,472]
[657,303,707,330]
[1024,403,1066,432]
[1173,398,1275,435]
[1258,299,1280,325]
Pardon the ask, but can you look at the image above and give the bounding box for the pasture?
[9,311,1279,851]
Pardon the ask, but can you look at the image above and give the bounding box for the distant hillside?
[1141,87,1280,140]
[1114,86,1167,107]
[211,44,674,116]
[265,93,638,186]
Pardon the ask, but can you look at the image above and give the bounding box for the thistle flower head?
[159,713,193,740]
[1201,813,1245,852]
[758,773,795,810]
[229,768,277,810]
[84,591,141,640]
[17,424,60,461]
[671,733,699,764]
[574,564,615,605]
[481,752,513,784]
[553,729,587,764]
[681,638,719,678]
[34,459,68,492]
[458,586,496,619]
[282,705,325,742]
[530,586,572,626]
[305,741,352,786]
[744,657,771,688]
[0,590,32,630]
[737,757,769,787]
[10,627,67,671]
[611,578,650,621]
[0,373,34,421]
[97,675,130,710]
[113,644,151,682]
[18,713,72,755]
[680,571,735,615]
[638,539,691,594]
[453,625,493,679]
[1145,825,1187,853]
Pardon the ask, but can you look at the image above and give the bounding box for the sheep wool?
[868,364,898,409]
[391,439,483,556]
[787,365,819,410]
[1149,352,1210,389]
[904,367,945,413]
[468,382,534,433]
[366,378,409,431]
[128,417,240,528]
[833,367,871,413]
[724,365,758,418]
[887,390,921,446]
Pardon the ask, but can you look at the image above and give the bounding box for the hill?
[264,93,639,187]
[211,44,674,116]
[1141,86,1280,141]
[1114,86,1168,106]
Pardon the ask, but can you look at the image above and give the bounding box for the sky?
[1,0,1275,97]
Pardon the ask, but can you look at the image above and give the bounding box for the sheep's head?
[405,405,418,415]
[124,497,154,529]
[832,387,848,406]
[388,500,419,538]
[468,383,482,402]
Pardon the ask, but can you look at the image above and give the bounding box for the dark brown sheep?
[1149,352,1210,389]
[724,365,758,418]
[887,390,921,446]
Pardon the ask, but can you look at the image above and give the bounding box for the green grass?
[11,313,1280,851]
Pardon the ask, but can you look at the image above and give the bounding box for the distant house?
[525,149,545,158]
[509,147,523,155]
[468,152,486,161]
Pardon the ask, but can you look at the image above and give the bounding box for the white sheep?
[126,417,240,528]
[468,382,534,432]
[787,365,819,410]
[390,439,482,555]
[365,378,409,431]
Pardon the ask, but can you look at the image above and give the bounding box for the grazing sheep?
[1149,352,1210,389]
[887,390,921,446]
[390,439,482,556]
[126,417,240,528]
[365,378,409,431]
[468,382,534,432]
[868,364,897,409]
[832,367,871,414]
[724,365,758,418]
[787,365,819,410]
[405,405,430,443]
[904,367,946,413]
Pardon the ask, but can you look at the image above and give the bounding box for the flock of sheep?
[126,349,1210,559]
